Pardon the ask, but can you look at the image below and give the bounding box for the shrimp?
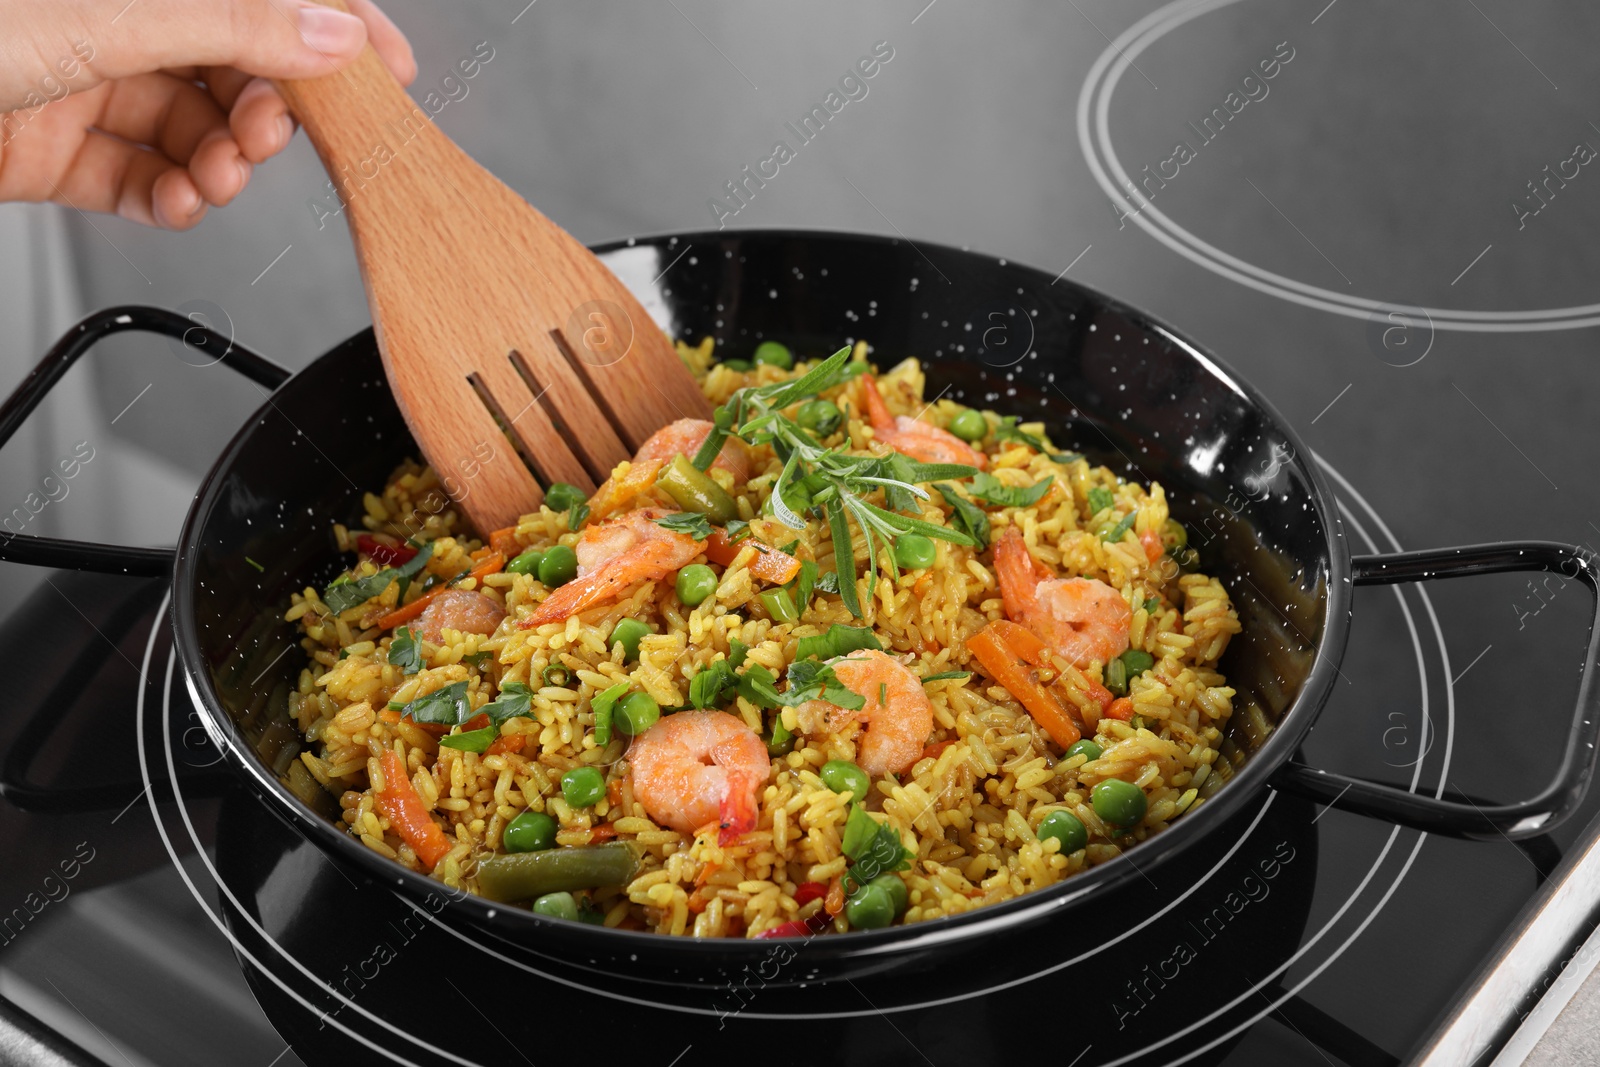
[994,527,1130,668]
[632,418,750,482]
[520,508,702,627]
[797,649,934,778]
[415,590,505,645]
[859,376,986,470]
[628,710,770,844]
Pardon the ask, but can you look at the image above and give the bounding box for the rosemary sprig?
[693,346,978,618]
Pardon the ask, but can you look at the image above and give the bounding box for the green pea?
[844,883,895,930]
[1104,656,1128,697]
[503,810,558,853]
[538,544,578,588]
[616,691,661,736]
[722,359,753,372]
[675,563,718,607]
[893,533,936,570]
[1092,779,1148,827]
[753,341,793,369]
[1037,810,1088,855]
[506,549,544,576]
[544,483,586,513]
[796,399,843,436]
[1065,739,1103,763]
[1120,649,1155,679]
[532,891,580,920]
[609,618,652,662]
[948,409,987,442]
[819,760,871,801]
[868,873,908,917]
[561,766,606,808]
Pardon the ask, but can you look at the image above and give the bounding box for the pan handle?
[0,306,289,576]
[1273,541,1600,841]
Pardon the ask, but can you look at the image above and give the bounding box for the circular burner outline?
[139,459,1448,1063]
[1076,0,1600,332]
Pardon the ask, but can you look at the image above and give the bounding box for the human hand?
[0,0,416,229]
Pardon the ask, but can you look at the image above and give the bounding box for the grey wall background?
[2,0,1598,583]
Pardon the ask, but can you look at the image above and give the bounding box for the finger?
[89,0,371,84]
[95,71,261,206]
[199,66,256,112]
[52,131,208,230]
[228,77,296,165]
[346,0,417,86]
[96,72,228,167]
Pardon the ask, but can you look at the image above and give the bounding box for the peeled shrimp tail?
[860,375,896,431]
[718,768,761,845]
[522,539,690,627]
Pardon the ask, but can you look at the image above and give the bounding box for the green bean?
[476,842,641,903]
[1104,656,1128,697]
[759,589,799,625]
[1120,649,1155,679]
[658,454,737,524]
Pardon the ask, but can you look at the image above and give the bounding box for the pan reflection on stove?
[215,776,1326,1067]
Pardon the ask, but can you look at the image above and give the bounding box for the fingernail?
[276,114,294,150]
[236,158,254,190]
[298,6,365,56]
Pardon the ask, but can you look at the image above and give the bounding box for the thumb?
[95,0,371,82]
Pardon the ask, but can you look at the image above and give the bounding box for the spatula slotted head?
[277,17,710,533]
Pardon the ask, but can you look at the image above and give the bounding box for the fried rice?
[281,340,1242,938]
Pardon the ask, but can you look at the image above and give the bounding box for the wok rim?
[173,225,1353,965]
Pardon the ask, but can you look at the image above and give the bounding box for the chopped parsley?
[245,557,264,573]
[1086,487,1115,516]
[433,681,537,752]
[387,626,424,674]
[922,671,971,683]
[590,681,631,745]
[967,471,1053,509]
[653,512,715,540]
[1103,511,1138,544]
[841,804,913,891]
[394,680,471,725]
[795,624,882,662]
[991,416,1082,465]
[322,542,434,614]
[934,483,990,552]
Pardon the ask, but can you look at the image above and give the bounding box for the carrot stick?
[1106,697,1135,721]
[375,551,506,630]
[1139,529,1163,566]
[966,621,1082,749]
[485,733,525,756]
[375,749,453,871]
[705,529,801,585]
[489,527,522,557]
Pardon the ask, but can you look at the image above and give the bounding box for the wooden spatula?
[275,2,711,533]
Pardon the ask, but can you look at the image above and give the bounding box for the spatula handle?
[273,0,431,200]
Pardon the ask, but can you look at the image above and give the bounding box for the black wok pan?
[2,229,1597,990]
